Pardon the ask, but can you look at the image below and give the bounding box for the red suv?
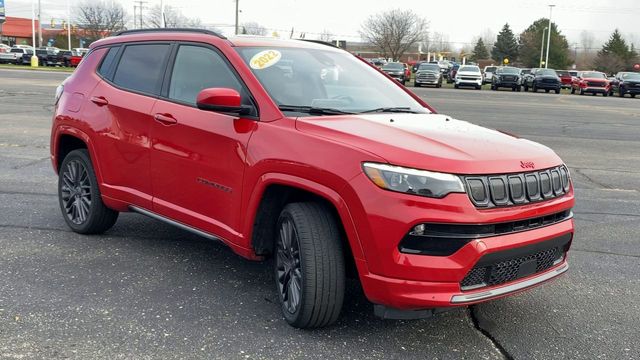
[51,29,575,328]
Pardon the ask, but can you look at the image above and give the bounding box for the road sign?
[503,58,509,65]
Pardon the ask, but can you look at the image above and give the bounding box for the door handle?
[154,113,178,126]
[90,96,109,106]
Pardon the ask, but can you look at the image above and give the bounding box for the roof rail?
[114,28,227,39]
[297,39,338,48]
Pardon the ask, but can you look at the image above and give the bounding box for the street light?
[544,4,555,69]
[539,26,548,67]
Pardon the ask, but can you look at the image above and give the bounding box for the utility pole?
[160,0,165,28]
[234,0,239,35]
[37,0,42,47]
[66,0,71,50]
[134,1,147,29]
[539,27,547,67]
[544,4,555,69]
[133,6,137,29]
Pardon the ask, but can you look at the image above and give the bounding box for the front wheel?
[555,89,560,94]
[524,85,529,92]
[274,202,345,328]
[571,87,576,94]
[58,149,118,234]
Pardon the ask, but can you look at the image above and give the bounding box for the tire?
[58,149,118,234]
[414,83,421,87]
[603,92,608,97]
[632,94,636,98]
[555,89,560,94]
[579,88,585,95]
[618,90,625,97]
[454,84,459,89]
[545,89,550,93]
[532,83,538,92]
[571,87,576,94]
[476,85,481,90]
[524,85,529,92]
[517,86,521,92]
[274,202,345,328]
[436,82,442,88]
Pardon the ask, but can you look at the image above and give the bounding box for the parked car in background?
[482,66,497,84]
[523,68,561,94]
[447,64,460,83]
[568,70,578,78]
[381,62,409,85]
[609,72,640,98]
[571,71,610,96]
[491,66,522,91]
[0,47,31,64]
[0,44,11,53]
[33,49,63,66]
[403,63,411,82]
[412,60,428,73]
[556,70,572,89]
[520,68,532,77]
[58,50,85,67]
[414,63,442,87]
[455,65,483,89]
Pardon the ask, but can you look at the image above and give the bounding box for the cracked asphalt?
[1,68,639,359]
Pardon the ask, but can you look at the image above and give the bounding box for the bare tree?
[319,29,333,42]
[430,32,451,53]
[579,30,596,68]
[146,5,201,28]
[241,21,267,36]
[360,9,428,60]
[75,0,128,42]
[481,28,496,49]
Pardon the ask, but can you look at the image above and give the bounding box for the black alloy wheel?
[58,149,118,234]
[60,158,92,225]
[276,216,303,315]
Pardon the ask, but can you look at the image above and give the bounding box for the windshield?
[622,73,640,80]
[556,70,570,76]
[581,72,605,79]
[10,48,24,53]
[537,69,557,76]
[497,67,519,75]
[418,64,440,72]
[485,67,496,72]
[382,63,404,70]
[459,66,479,72]
[236,47,429,115]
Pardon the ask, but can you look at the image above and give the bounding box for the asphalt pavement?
[1,69,639,359]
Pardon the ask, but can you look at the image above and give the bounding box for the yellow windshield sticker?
[250,50,282,70]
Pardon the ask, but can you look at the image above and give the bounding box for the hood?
[581,77,608,82]
[417,69,440,74]
[457,71,481,76]
[536,75,559,80]
[295,113,563,174]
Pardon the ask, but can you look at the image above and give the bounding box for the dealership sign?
[0,0,5,24]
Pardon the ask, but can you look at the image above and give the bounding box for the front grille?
[542,78,558,83]
[418,73,437,80]
[463,165,570,208]
[460,234,571,290]
[461,77,478,81]
[587,81,605,87]
[503,75,516,81]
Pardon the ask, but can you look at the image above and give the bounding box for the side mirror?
[196,88,252,116]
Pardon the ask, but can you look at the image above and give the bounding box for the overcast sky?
[4,0,639,49]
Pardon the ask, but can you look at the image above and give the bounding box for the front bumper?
[581,86,609,94]
[536,82,561,90]
[456,78,482,86]
[347,171,575,310]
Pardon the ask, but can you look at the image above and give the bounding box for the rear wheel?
[58,149,118,234]
[555,89,560,94]
[274,202,345,328]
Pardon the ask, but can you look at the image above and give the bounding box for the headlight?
[362,162,465,198]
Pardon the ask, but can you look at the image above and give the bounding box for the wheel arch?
[245,174,364,277]
[53,126,103,185]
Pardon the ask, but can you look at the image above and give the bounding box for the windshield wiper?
[358,107,419,114]
[278,105,355,115]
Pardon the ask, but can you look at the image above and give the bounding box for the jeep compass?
[51,29,575,328]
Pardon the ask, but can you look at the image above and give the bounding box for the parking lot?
[1,68,639,359]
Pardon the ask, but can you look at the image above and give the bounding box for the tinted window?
[486,66,497,72]
[169,45,246,105]
[10,48,24,53]
[418,64,440,72]
[580,72,605,78]
[460,66,479,72]
[98,46,120,77]
[113,44,170,94]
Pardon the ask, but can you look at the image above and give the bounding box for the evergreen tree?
[594,30,636,73]
[471,38,489,61]
[492,23,519,64]
[518,18,571,69]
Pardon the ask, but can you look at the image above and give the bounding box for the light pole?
[544,4,555,68]
[67,0,71,50]
[539,27,547,67]
[234,0,239,35]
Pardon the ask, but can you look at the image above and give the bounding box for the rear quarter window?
[112,44,171,95]
[97,46,121,78]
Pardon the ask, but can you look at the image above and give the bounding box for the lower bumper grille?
[460,233,571,290]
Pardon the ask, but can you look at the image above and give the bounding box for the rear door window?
[112,44,171,95]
